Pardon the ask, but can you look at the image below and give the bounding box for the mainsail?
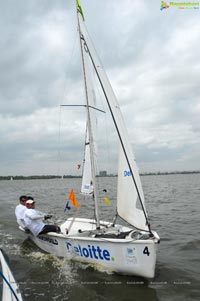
[81,125,93,194]
[79,45,97,196]
[77,3,149,231]
[77,4,100,226]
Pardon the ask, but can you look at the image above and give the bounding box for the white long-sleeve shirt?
[15,204,27,228]
[24,209,45,236]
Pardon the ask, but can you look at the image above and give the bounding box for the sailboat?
[0,249,23,301]
[19,0,160,278]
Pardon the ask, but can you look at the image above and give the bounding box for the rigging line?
[93,71,113,182]
[56,24,79,179]
[0,270,21,301]
[57,106,62,176]
[103,107,113,178]
[67,196,84,234]
[60,30,79,107]
[60,104,105,113]
[80,34,152,233]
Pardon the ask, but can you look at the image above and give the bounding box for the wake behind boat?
[0,249,23,301]
[19,0,160,278]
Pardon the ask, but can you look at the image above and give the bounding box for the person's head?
[19,195,27,205]
[25,199,35,209]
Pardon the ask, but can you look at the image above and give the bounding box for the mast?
[76,1,100,229]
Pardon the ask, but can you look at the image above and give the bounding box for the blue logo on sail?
[124,170,132,177]
[84,184,90,190]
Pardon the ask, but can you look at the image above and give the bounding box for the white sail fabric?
[79,18,97,197]
[78,12,149,231]
[117,145,148,230]
[81,126,93,194]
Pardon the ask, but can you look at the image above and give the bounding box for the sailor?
[15,195,27,228]
[24,199,61,236]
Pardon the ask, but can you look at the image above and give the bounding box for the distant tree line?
[0,170,200,180]
[0,175,81,181]
[140,171,200,176]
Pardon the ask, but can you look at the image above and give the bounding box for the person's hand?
[44,214,52,220]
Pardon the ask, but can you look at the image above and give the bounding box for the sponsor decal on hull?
[125,247,138,264]
[38,235,58,245]
[66,241,115,262]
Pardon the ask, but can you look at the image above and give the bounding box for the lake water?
[0,174,199,300]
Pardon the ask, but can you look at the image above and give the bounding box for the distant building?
[99,171,107,177]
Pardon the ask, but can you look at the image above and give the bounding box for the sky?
[0,0,200,176]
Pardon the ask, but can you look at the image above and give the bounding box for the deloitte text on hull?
[66,242,114,261]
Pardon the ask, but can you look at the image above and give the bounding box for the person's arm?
[26,210,45,220]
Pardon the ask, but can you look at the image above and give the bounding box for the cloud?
[0,0,200,175]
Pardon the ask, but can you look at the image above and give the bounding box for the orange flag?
[68,189,79,208]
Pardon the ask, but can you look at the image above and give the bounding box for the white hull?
[0,249,23,301]
[21,218,159,278]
